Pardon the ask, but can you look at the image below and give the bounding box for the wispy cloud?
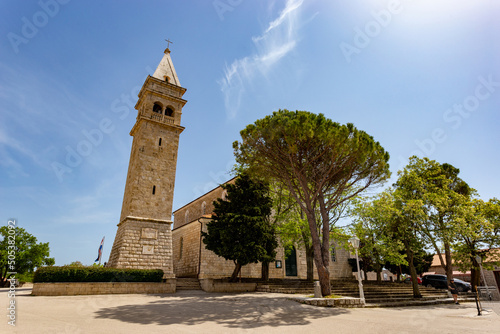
[218,0,304,118]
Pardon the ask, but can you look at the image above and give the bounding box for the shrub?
[17,272,34,283]
[33,266,164,283]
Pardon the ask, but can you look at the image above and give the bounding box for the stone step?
[365,297,477,308]
[364,296,447,303]
[257,288,449,299]
[176,278,202,290]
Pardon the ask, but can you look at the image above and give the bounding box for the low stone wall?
[200,279,256,293]
[32,280,176,296]
[290,296,363,308]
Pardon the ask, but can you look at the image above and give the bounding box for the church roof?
[152,48,181,86]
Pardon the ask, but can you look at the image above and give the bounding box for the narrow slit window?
[180,237,184,259]
[159,138,162,146]
[152,185,156,195]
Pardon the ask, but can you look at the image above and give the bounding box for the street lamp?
[349,236,365,305]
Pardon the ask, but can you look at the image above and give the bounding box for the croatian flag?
[95,236,105,262]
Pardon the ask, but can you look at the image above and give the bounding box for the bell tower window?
[153,103,162,113]
[165,107,174,117]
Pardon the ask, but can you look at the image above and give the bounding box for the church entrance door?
[285,246,297,276]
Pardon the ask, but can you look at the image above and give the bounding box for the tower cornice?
[129,117,185,137]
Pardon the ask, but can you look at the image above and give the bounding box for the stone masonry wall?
[173,178,235,230]
[194,220,353,280]
[119,120,181,222]
[32,281,176,296]
[107,217,174,278]
[172,221,201,277]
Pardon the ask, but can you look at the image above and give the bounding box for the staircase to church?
[176,278,202,291]
[256,280,476,307]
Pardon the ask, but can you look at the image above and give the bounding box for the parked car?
[422,274,471,292]
[403,277,422,284]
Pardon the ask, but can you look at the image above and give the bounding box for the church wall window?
[185,210,190,225]
[159,138,162,146]
[331,246,336,262]
[201,201,207,215]
[152,185,156,195]
[153,102,162,113]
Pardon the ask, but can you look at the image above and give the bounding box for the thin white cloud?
[218,0,304,118]
[261,0,304,37]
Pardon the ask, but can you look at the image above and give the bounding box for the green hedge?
[33,266,164,283]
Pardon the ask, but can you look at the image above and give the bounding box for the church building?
[172,180,353,280]
[107,46,353,282]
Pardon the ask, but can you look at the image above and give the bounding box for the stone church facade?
[172,180,353,280]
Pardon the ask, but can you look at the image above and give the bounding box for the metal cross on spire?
[165,39,173,49]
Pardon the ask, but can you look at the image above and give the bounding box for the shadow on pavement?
[94,291,350,329]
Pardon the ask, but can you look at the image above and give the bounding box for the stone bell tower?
[108,47,187,278]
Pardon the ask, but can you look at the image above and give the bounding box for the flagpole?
[100,236,105,266]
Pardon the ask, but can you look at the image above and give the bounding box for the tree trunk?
[375,260,382,283]
[230,262,242,282]
[404,241,422,298]
[261,261,270,281]
[304,208,331,296]
[305,245,314,282]
[470,256,480,290]
[444,242,453,286]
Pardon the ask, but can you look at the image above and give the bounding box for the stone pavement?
[1,288,499,334]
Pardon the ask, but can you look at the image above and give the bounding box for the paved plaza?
[1,287,499,334]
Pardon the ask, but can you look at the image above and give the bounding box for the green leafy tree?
[66,261,85,267]
[201,173,276,282]
[350,193,406,283]
[0,226,55,286]
[391,189,428,297]
[453,198,500,289]
[396,156,472,287]
[354,188,425,297]
[234,110,390,295]
[384,248,433,282]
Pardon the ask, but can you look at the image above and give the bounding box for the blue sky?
[1,0,499,265]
